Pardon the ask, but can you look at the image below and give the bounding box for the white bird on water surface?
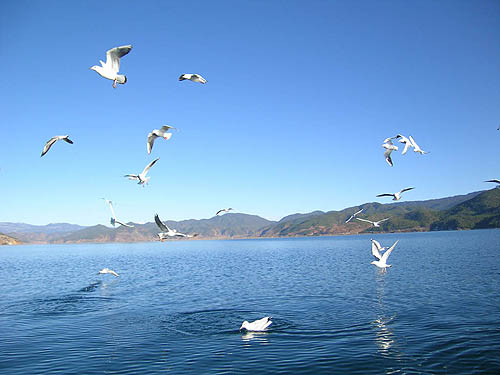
[216,208,233,216]
[356,217,390,228]
[409,136,429,155]
[102,199,134,228]
[98,268,119,277]
[179,73,207,84]
[376,187,415,201]
[41,135,73,157]
[345,208,364,224]
[154,214,192,240]
[147,125,176,154]
[382,139,398,167]
[124,158,160,186]
[240,317,272,332]
[371,240,399,270]
[395,134,413,155]
[90,45,132,88]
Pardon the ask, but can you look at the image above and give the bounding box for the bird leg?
[113,79,117,89]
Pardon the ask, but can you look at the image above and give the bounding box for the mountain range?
[1,189,499,245]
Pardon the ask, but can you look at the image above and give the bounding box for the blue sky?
[1,0,499,226]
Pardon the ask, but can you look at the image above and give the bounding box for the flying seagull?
[409,135,429,155]
[154,213,191,240]
[240,317,272,332]
[371,239,387,259]
[485,179,500,187]
[356,217,390,228]
[41,135,73,157]
[376,187,415,201]
[124,158,159,186]
[179,73,207,84]
[216,208,233,216]
[147,125,176,154]
[395,134,413,155]
[98,268,119,277]
[371,240,399,269]
[382,139,398,167]
[102,199,134,228]
[90,45,132,88]
[345,208,364,223]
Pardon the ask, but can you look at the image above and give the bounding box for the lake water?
[1,230,499,374]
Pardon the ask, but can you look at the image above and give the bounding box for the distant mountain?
[0,233,22,245]
[390,191,483,211]
[278,211,325,224]
[0,222,86,234]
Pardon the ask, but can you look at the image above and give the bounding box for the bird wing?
[376,217,390,225]
[383,136,395,143]
[376,193,394,198]
[160,125,176,132]
[371,240,382,260]
[142,157,160,176]
[115,220,134,228]
[485,179,500,184]
[345,214,354,223]
[109,270,119,277]
[354,208,364,216]
[384,149,393,166]
[154,214,170,232]
[216,209,224,216]
[124,174,139,180]
[62,136,74,144]
[356,218,373,225]
[104,199,117,219]
[179,74,188,81]
[105,45,132,73]
[400,187,415,194]
[401,140,411,155]
[381,240,399,263]
[408,135,420,149]
[147,132,158,154]
[41,136,59,156]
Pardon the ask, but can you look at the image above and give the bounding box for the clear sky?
[1,0,499,226]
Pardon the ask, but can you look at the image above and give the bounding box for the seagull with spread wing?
[147,125,176,154]
[124,158,159,186]
[382,138,398,167]
[154,213,190,240]
[376,187,415,201]
[485,179,500,187]
[179,73,207,84]
[371,240,399,270]
[409,135,429,155]
[102,199,134,228]
[98,268,119,277]
[41,135,73,157]
[90,45,132,88]
[395,134,413,155]
[356,217,390,228]
[216,208,233,216]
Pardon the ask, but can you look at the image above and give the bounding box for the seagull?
[382,139,398,167]
[179,73,207,84]
[485,179,500,187]
[102,199,134,228]
[90,45,132,88]
[345,208,364,223]
[216,208,233,216]
[409,136,429,155]
[147,125,176,154]
[371,240,399,269]
[41,135,73,157]
[356,217,390,228]
[98,268,119,277]
[124,158,159,186]
[371,239,387,259]
[376,187,415,201]
[395,134,413,155]
[240,317,272,332]
[154,213,190,240]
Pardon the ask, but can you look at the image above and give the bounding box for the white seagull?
[102,199,134,228]
[41,135,73,157]
[395,134,413,155]
[356,217,390,228]
[345,208,364,224]
[409,136,429,155]
[90,45,132,88]
[216,208,233,216]
[485,179,500,187]
[240,317,272,332]
[179,73,207,84]
[371,240,399,269]
[154,213,190,240]
[371,239,387,259]
[124,158,160,186]
[147,125,176,154]
[98,268,119,277]
[382,139,398,167]
[376,187,415,201]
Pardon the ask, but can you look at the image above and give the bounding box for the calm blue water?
[1,230,499,374]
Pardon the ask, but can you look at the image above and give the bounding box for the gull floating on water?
[102,199,134,228]
[409,136,429,155]
[395,134,413,155]
[356,217,390,228]
[371,239,387,258]
[154,213,191,240]
[345,208,364,223]
[382,139,398,167]
[485,179,500,187]
[371,240,399,269]
[90,45,132,88]
[376,187,414,201]
[179,73,207,84]
[41,135,73,157]
[216,208,233,216]
[124,158,159,186]
[98,268,119,277]
[147,125,176,154]
[240,317,272,332]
